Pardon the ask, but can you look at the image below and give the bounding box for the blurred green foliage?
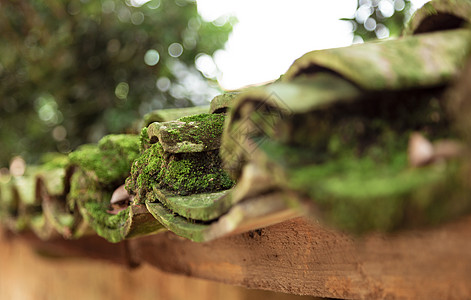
[0,0,233,167]
[344,0,413,41]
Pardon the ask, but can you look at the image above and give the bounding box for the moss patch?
[255,86,470,234]
[125,143,164,204]
[67,167,132,242]
[69,134,139,186]
[143,105,210,127]
[40,153,69,170]
[139,127,150,152]
[127,114,234,203]
[157,114,225,153]
[126,142,234,203]
[158,151,234,195]
[84,201,129,230]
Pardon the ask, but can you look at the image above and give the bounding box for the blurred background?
[0,0,429,169]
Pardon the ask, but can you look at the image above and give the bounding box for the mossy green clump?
[287,156,464,233]
[160,151,234,195]
[67,168,101,209]
[139,127,150,153]
[40,153,69,170]
[254,86,469,234]
[98,134,139,153]
[69,134,140,186]
[158,114,225,153]
[126,142,234,202]
[125,142,164,204]
[142,105,210,127]
[67,168,132,242]
[178,113,224,127]
[84,201,129,230]
[127,113,234,202]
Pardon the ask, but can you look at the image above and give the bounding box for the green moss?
[158,151,234,195]
[126,113,233,201]
[84,201,129,230]
[142,105,210,127]
[290,158,463,233]
[40,153,69,170]
[139,127,150,152]
[253,85,468,234]
[69,134,139,186]
[260,136,468,234]
[126,142,234,202]
[179,112,223,124]
[125,143,164,204]
[158,114,225,153]
[67,168,101,209]
[67,168,133,242]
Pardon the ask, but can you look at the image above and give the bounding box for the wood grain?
[130,216,471,299]
[0,230,318,300]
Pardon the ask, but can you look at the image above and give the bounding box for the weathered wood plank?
[130,216,471,299]
[0,230,318,300]
[8,230,135,267]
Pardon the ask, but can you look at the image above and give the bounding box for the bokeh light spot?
[118,7,131,22]
[355,4,373,24]
[395,0,406,11]
[128,0,151,7]
[52,125,67,141]
[156,77,171,91]
[115,82,129,100]
[67,2,81,15]
[144,49,160,66]
[101,0,115,14]
[146,0,161,9]
[379,0,395,18]
[131,12,145,25]
[168,43,184,58]
[364,17,377,31]
[35,94,61,126]
[375,23,390,39]
[107,39,121,54]
[10,156,26,177]
[195,53,218,78]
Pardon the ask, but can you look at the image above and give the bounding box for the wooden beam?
[130,216,471,299]
[11,230,135,267]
